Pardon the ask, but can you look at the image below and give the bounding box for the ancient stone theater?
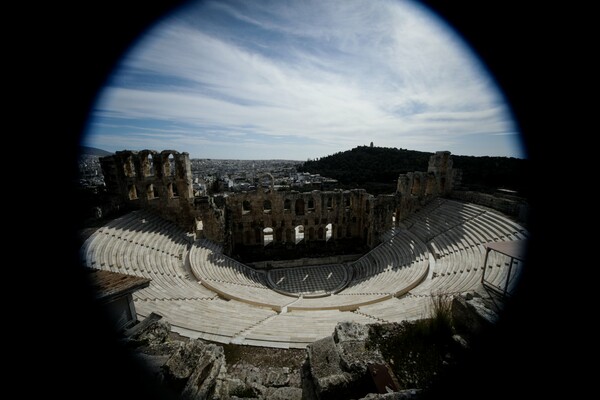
[82,149,527,348]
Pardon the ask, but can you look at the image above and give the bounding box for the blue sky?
[82,0,525,160]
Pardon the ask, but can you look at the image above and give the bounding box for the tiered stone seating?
[189,239,295,309]
[81,199,528,349]
[354,296,430,323]
[339,230,429,297]
[135,298,277,344]
[80,210,216,301]
[406,199,527,297]
[236,309,378,348]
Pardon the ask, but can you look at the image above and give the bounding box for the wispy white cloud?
[84,0,523,159]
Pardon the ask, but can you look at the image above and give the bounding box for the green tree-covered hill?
[298,146,527,196]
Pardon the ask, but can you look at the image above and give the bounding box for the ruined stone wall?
[395,151,457,221]
[100,149,456,263]
[193,194,227,244]
[221,189,389,261]
[99,150,196,229]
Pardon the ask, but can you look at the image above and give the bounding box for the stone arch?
[140,150,156,177]
[242,200,252,214]
[284,199,291,211]
[161,151,178,177]
[258,172,275,192]
[263,227,273,246]
[307,198,315,210]
[295,225,304,244]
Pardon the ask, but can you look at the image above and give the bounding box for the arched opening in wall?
[143,153,155,177]
[307,198,315,212]
[326,197,333,210]
[195,218,203,233]
[168,182,179,198]
[295,225,304,244]
[346,226,352,238]
[317,226,324,240]
[295,199,305,215]
[123,155,136,177]
[128,184,137,200]
[365,200,370,214]
[263,200,272,214]
[326,223,333,241]
[166,153,176,177]
[308,227,315,241]
[284,199,291,211]
[263,227,273,246]
[345,197,350,210]
[275,227,283,242]
[242,200,251,215]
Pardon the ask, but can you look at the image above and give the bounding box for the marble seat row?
[81,210,214,301]
[354,296,431,323]
[236,309,378,348]
[135,298,277,344]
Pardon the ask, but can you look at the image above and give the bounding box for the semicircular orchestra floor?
[266,264,350,297]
